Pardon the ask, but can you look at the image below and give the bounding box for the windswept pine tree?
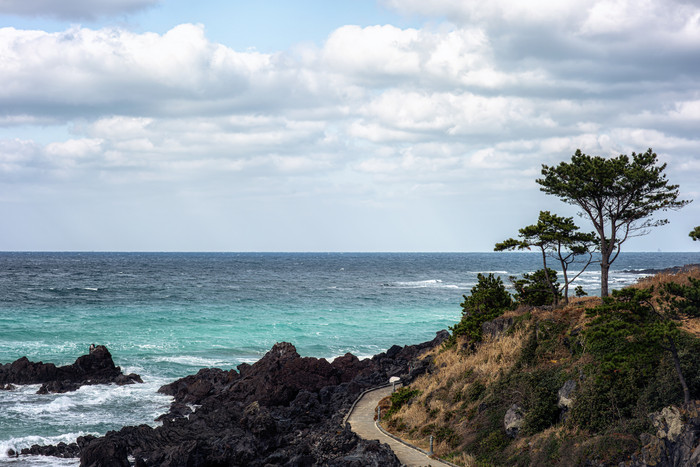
[690,226,700,241]
[495,210,597,305]
[537,149,690,297]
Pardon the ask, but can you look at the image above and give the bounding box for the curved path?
[346,386,453,467]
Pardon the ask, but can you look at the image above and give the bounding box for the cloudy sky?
[1,0,699,252]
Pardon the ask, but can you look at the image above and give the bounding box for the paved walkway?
[346,386,452,467]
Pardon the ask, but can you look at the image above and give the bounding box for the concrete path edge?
[344,385,461,467]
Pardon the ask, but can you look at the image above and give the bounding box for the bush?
[511,268,561,306]
[449,273,513,344]
[434,426,460,448]
[570,286,700,433]
[522,369,562,435]
[465,380,486,402]
[386,387,421,416]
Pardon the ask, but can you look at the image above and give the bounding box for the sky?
[0,0,699,252]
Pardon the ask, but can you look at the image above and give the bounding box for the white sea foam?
[237,357,260,364]
[153,355,234,368]
[391,279,461,289]
[1,378,172,458]
[0,433,86,463]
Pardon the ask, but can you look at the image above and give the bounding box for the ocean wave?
[0,433,86,463]
[153,355,235,368]
[387,279,462,289]
[237,357,260,364]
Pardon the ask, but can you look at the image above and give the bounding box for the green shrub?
[420,423,436,436]
[386,387,421,416]
[466,380,486,402]
[570,286,700,433]
[522,369,562,435]
[448,273,513,345]
[476,430,510,461]
[434,426,460,448]
[511,268,561,306]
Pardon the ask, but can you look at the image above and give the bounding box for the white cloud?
[323,25,422,78]
[669,100,700,122]
[0,24,299,118]
[45,138,102,158]
[0,0,160,20]
[0,9,699,250]
[382,0,589,26]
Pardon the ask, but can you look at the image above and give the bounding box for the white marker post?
[389,376,400,392]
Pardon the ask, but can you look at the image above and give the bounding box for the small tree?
[495,211,597,305]
[690,226,700,241]
[510,268,562,306]
[538,149,690,297]
[586,281,699,407]
[658,277,700,404]
[449,273,512,344]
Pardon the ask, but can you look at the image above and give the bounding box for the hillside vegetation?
[381,269,700,466]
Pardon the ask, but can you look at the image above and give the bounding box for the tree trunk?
[541,248,558,306]
[601,262,609,298]
[597,209,610,298]
[668,336,691,405]
[600,235,611,298]
[561,259,569,305]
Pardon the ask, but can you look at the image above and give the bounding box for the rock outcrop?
[504,403,525,438]
[482,316,514,339]
[17,331,448,466]
[0,346,142,394]
[626,401,700,466]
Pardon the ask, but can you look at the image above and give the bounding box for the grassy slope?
[382,270,700,466]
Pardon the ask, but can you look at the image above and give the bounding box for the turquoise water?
[1,251,699,463]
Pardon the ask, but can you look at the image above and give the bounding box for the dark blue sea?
[1,251,699,464]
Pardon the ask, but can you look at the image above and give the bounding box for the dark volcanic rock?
[75,332,448,466]
[626,401,700,467]
[482,316,514,339]
[158,367,238,404]
[20,331,447,466]
[0,346,142,394]
[20,442,81,458]
[620,263,700,275]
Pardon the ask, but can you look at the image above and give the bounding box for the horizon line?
[0,250,697,254]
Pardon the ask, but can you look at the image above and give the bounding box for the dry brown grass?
[633,266,700,289]
[382,303,598,464]
[381,319,533,464]
[404,325,528,414]
[464,328,527,383]
[379,269,700,465]
[681,317,700,337]
[449,452,477,466]
[396,398,430,429]
[632,268,700,337]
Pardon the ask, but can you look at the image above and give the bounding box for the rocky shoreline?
[0,345,143,394]
[620,263,700,275]
[4,331,448,466]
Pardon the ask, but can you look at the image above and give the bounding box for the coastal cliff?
[378,269,700,466]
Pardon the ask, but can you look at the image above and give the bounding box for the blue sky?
[0,0,699,252]
[0,1,420,51]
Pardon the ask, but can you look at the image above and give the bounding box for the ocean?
[1,251,699,465]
